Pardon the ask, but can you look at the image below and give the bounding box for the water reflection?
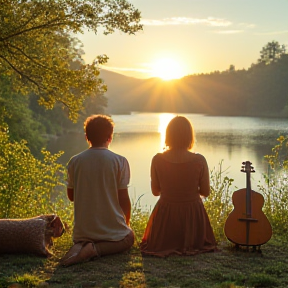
[47,113,288,209]
[157,113,175,150]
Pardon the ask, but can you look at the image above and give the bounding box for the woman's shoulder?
[193,152,207,161]
[152,153,163,162]
[192,152,208,165]
[152,150,207,164]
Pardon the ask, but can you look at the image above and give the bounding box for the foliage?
[0,124,71,221]
[264,135,288,170]
[258,135,288,236]
[0,76,48,157]
[130,195,150,246]
[258,40,286,65]
[0,0,142,120]
[204,161,234,242]
[29,88,108,138]
[13,273,42,288]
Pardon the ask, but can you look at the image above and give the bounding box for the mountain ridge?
[98,67,288,118]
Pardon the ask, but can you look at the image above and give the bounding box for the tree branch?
[0,55,43,91]
[0,17,77,42]
[5,42,48,70]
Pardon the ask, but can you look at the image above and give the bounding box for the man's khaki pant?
[60,230,135,266]
[93,230,135,256]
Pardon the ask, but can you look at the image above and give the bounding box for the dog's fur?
[0,214,65,256]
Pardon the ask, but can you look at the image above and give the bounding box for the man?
[60,114,134,266]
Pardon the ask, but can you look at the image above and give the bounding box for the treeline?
[106,41,288,118]
[181,49,288,117]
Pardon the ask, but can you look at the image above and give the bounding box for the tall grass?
[130,195,150,246]
[204,160,234,242]
[259,135,288,237]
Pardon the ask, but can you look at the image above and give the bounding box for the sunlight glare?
[151,58,184,80]
[158,113,175,151]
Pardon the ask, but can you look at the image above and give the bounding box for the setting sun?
[151,58,185,80]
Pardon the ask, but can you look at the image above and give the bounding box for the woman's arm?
[151,182,161,196]
[150,156,161,196]
[199,156,210,198]
[67,188,74,202]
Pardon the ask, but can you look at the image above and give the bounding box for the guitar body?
[224,161,272,247]
[224,188,272,246]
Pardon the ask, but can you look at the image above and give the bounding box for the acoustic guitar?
[224,161,272,248]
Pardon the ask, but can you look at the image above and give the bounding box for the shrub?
[0,124,72,224]
[258,135,288,236]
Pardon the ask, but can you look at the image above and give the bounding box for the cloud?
[141,17,232,27]
[215,30,244,34]
[254,30,288,35]
[238,23,256,29]
[100,65,151,73]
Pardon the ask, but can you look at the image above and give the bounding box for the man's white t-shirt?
[67,147,131,242]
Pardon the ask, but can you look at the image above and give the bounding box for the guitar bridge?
[238,218,258,222]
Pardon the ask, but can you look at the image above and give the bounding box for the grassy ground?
[1,234,288,288]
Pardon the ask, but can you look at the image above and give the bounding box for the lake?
[47,112,288,209]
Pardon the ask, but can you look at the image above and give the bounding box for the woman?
[140,116,217,257]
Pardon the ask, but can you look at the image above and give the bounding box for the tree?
[0,75,48,157]
[258,41,286,65]
[227,64,235,73]
[0,0,142,120]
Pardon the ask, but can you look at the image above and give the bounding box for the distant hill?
[99,69,144,114]
[99,64,288,118]
[99,69,209,115]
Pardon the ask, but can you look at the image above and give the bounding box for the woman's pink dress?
[140,153,217,257]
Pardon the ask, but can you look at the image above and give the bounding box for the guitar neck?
[246,173,252,217]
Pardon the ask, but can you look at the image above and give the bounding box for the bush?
[0,124,72,224]
[259,135,288,236]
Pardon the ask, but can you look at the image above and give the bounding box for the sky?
[77,0,288,79]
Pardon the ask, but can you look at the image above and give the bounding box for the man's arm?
[118,188,131,226]
[67,188,74,202]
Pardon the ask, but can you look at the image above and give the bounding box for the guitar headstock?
[241,161,255,174]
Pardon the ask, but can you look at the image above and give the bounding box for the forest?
[105,41,288,118]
